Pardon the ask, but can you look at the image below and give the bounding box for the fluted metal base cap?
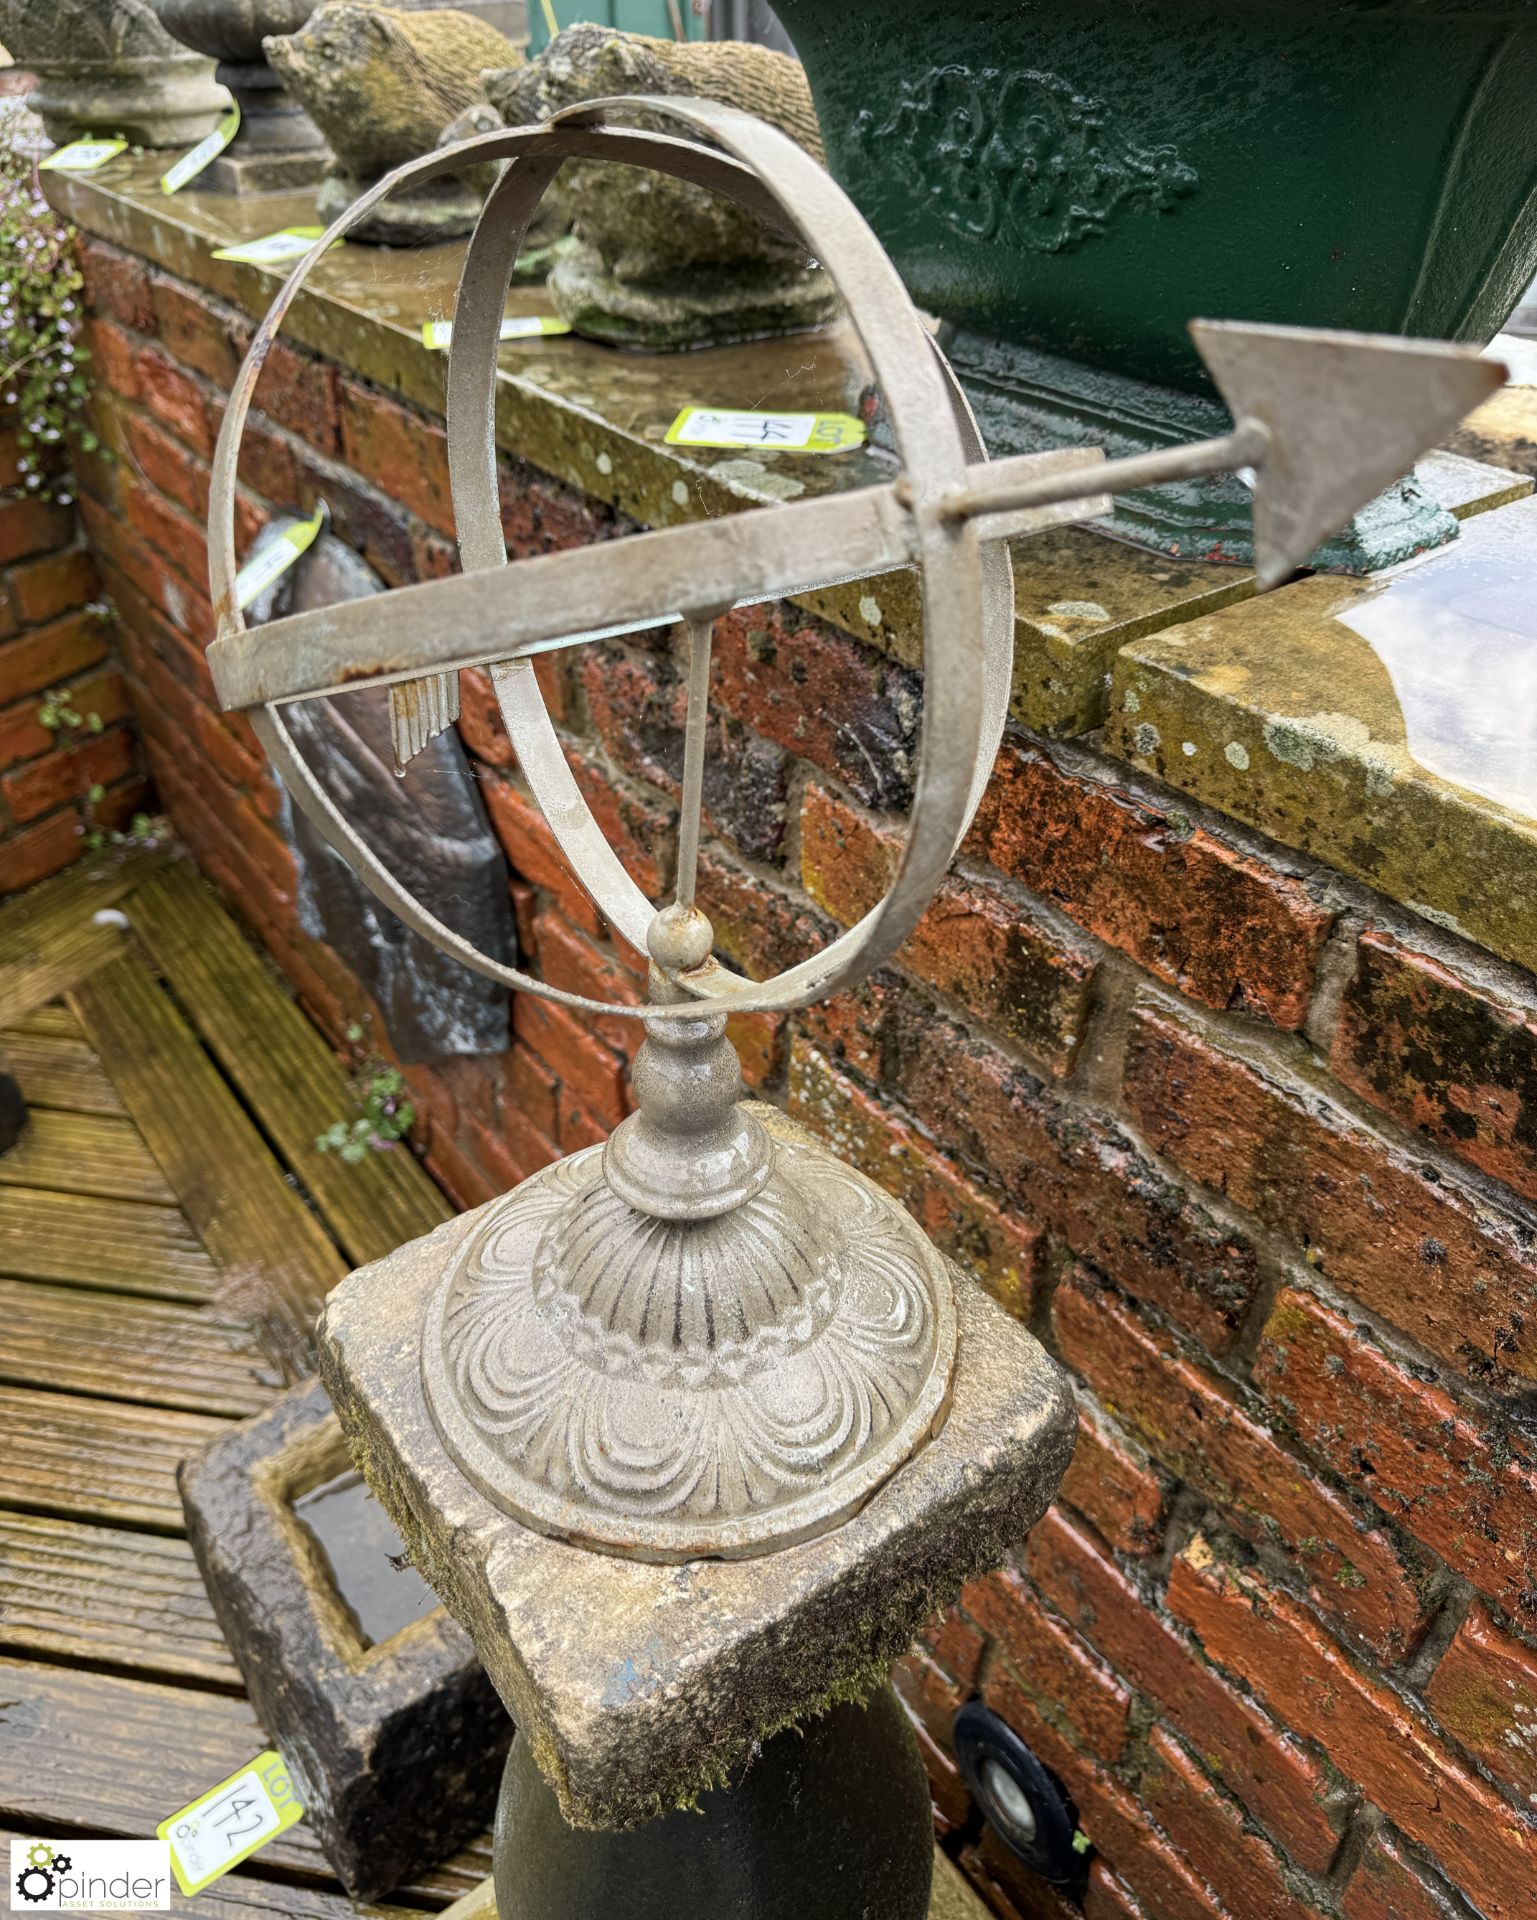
[421,1127,957,1562]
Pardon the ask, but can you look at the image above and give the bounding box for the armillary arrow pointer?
[208,319,1504,713]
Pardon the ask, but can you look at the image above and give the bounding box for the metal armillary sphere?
[206,99,1503,1564]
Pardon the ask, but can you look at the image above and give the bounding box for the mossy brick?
[1058,1408,1167,1558]
[1168,1541,1537,1920]
[1105,499,1537,977]
[482,775,604,939]
[800,780,1096,1074]
[81,317,142,403]
[962,1563,1133,1764]
[8,547,99,627]
[1,726,135,826]
[1025,1507,1349,1873]
[581,641,790,866]
[150,273,247,388]
[881,998,1262,1352]
[695,843,832,981]
[511,995,629,1130]
[1055,1270,1433,1660]
[1125,1007,1537,1388]
[979,1662,1227,1920]
[1341,1833,1465,1920]
[1082,1865,1149,1920]
[964,740,1332,1029]
[1423,1601,1537,1800]
[77,238,157,335]
[0,812,83,894]
[712,601,922,812]
[1332,928,1537,1207]
[137,346,216,456]
[0,500,77,571]
[339,380,454,536]
[0,613,110,707]
[1138,1727,1323,1920]
[788,1038,1043,1323]
[1253,1287,1537,1621]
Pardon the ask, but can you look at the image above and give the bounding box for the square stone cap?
[318,1190,1074,1831]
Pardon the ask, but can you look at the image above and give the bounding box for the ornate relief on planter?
[853,65,1197,255]
[0,0,227,147]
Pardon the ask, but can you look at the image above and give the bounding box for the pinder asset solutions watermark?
[10,1839,172,1911]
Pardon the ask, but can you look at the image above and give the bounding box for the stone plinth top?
[1107,492,1537,973]
[317,1121,1074,1832]
[42,157,1537,981]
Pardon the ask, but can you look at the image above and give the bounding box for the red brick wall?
[74,235,1537,1920]
[0,407,146,895]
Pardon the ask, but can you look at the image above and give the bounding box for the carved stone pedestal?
[156,0,329,193]
[0,0,227,148]
[316,1105,1075,1836]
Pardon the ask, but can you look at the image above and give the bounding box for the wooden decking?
[0,849,475,1916]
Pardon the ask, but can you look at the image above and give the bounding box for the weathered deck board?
[0,1385,226,1531]
[126,864,452,1268]
[6,1003,84,1038]
[0,1030,125,1115]
[0,1281,278,1417]
[70,955,348,1372]
[0,1109,177,1205]
[0,1188,218,1302]
[0,1661,492,1897]
[0,1513,240,1687]
[0,850,159,1028]
[0,1657,333,1878]
[0,1834,418,1920]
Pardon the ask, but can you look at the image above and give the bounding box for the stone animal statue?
[481,26,839,349]
[264,3,524,244]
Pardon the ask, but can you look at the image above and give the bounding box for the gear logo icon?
[15,1840,66,1903]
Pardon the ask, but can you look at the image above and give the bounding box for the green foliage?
[37,686,102,733]
[316,1060,416,1163]
[0,139,94,504]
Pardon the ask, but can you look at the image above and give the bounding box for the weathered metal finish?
[207,103,1501,1567]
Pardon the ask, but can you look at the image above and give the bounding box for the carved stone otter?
[481,26,839,349]
[264,3,524,244]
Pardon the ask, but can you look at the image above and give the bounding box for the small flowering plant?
[0,114,95,504]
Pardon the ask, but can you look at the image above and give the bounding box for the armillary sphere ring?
[206,99,1098,1021]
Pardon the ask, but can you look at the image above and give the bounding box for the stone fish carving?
[855,63,1197,254]
[482,26,841,349]
[247,527,513,1061]
[264,2,525,244]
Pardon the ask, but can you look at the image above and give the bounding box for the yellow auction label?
[422,314,572,350]
[212,226,335,267]
[161,105,240,194]
[234,502,328,611]
[664,406,867,455]
[39,137,129,173]
[157,1749,304,1897]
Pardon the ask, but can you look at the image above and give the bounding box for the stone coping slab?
[317,1189,1074,1833]
[46,157,1264,739]
[1105,491,1537,973]
[179,1378,511,1900]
